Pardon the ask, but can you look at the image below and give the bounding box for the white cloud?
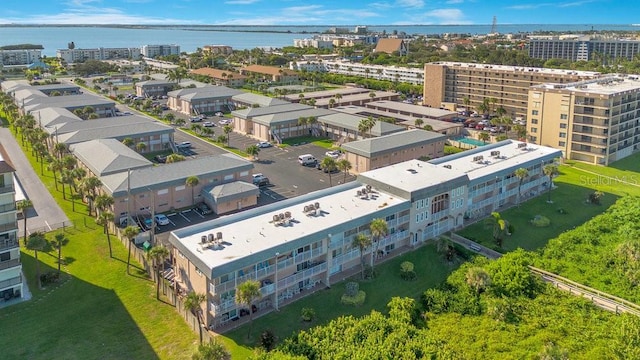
[423,8,470,25]
[446,0,464,3]
[396,0,424,8]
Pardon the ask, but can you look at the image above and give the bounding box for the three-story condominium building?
[528,75,640,165]
[0,153,22,302]
[167,140,561,330]
[423,61,600,120]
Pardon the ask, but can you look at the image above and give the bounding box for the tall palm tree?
[47,157,64,191]
[184,292,207,343]
[485,211,509,247]
[337,158,352,184]
[352,233,371,279]
[96,211,115,258]
[122,137,134,148]
[135,142,147,153]
[543,164,559,203]
[26,232,48,289]
[223,125,233,147]
[245,145,260,160]
[236,280,262,339]
[334,93,342,105]
[514,167,529,207]
[53,233,69,274]
[123,225,141,275]
[478,132,490,144]
[414,118,424,129]
[369,218,389,272]
[16,199,33,246]
[79,176,102,215]
[185,176,200,205]
[147,245,170,300]
[95,194,114,215]
[320,157,337,187]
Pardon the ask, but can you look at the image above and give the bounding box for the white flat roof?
[360,160,467,193]
[171,184,407,275]
[431,61,601,77]
[533,75,640,95]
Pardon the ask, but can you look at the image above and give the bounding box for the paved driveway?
[0,128,69,236]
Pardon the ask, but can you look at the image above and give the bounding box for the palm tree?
[328,98,336,108]
[47,157,63,191]
[122,137,134,148]
[334,93,342,105]
[184,291,207,343]
[53,233,69,275]
[147,245,170,300]
[297,116,307,134]
[192,340,229,360]
[236,280,262,339]
[414,118,424,129]
[543,164,558,203]
[478,132,490,144]
[485,211,509,247]
[337,158,352,184]
[135,142,147,153]
[185,176,200,205]
[123,225,141,275]
[26,232,48,289]
[166,154,186,163]
[245,145,260,160]
[96,211,115,258]
[95,194,114,215]
[16,199,33,246]
[53,142,68,159]
[352,233,371,279]
[514,168,529,206]
[320,157,337,187]
[79,176,102,215]
[466,267,491,294]
[462,96,471,111]
[369,218,389,273]
[369,91,376,100]
[223,125,232,147]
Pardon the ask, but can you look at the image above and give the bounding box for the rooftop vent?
[200,235,207,244]
[517,143,527,149]
[406,169,418,174]
[443,164,452,169]
[490,150,501,157]
[472,155,484,163]
[208,233,215,243]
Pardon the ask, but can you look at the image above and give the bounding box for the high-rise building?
[528,35,640,62]
[528,75,640,165]
[423,62,600,120]
[0,152,22,302]
[0,48,42,66]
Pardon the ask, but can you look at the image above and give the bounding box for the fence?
[20,220,75,237]
[446,233,502,259]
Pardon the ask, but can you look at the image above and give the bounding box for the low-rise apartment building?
[0,152,22,303]
[57,47,142,63]
[141,44,180,58]
[167,140,561,330]
[290,61,424,85]
[190,68,247,87]
[341,129,446,174]
[0,48,42,66]
[423,61,601,120]
[240,65,299,84]
[167,86,242,115]
[135,80,177,98]
[527,75,640,165]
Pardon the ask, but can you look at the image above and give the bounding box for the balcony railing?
[0,274,22,290]
[294,247,325,265]
[277,262,327,290]
[0,236,18,251]
[0,258,20,271]
[0,185,14,195]
[0,221,18,233]
[0,202,16,213]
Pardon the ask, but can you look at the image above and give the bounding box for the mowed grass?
[224,244,459,358]
[0,127,198,359]
[456,163,639,252]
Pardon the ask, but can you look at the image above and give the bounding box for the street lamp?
[274,252,280,311]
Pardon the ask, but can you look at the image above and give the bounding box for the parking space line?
[194,211,204,219]
[179,210,191,222]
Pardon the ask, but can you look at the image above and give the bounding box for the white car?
[219,119,232,125]
[154,214,170,226]
[257,141,272,148]
[203,121,215,127]
[325,150,341,159]
[215,112,224,117]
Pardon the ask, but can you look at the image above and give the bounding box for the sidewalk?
[0,128,69,236]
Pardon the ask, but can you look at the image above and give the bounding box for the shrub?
[301,307,316,322]
[531,215,551,227]
[400,261,414,272]
[341,290,366,306]
[40,271,60,285]
[400,261,416,280]
[344,282,359,297]
[260,329,277,351]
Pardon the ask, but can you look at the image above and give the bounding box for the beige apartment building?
[423,62,600,120]
[528,75,640,165]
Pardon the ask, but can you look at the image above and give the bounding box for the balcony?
[210,298,236,316]
[0,202,16,213]
[294,247,325,265]
[0,221,18,233]
[0,258,20,271]
[0,185,14,195]
[277,262,327,290]
[0,274,21,290]
[0,236,18,251]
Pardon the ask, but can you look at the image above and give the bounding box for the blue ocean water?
[0,24,638,57]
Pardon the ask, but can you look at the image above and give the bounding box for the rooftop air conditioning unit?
[285,211,291,218]
[314,202,320,209]
[208,233,215,243]
[279,213,285,221]
[200,235,207,244]
[356,190,362,196]
[216,232,222,241]
[366,184,372,193]
[273,214,280,223]
[443,164,452,169]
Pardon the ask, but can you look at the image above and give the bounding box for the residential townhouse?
[167,140,561,330]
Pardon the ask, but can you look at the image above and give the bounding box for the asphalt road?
[0,128,69,236]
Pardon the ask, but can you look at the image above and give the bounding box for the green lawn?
[224,244,459,358]
[0,127,198,359]
[456,164,632,252]
[280,136,335,149]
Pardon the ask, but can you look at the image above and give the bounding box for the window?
[531,119,538,124]
[532,110,539,115]
[560,114,568,120]
[533,101,540,108]
[559,123,567,129]
[431,194,449,214]
[175,185,185,191]
[195,267,203,276]
[385,214,395,222]
[240,171,249,177]
[530,136,538,142]
[559,141,566,147]
[224,174,234,181]
[559,132,566,138]
[157,189,168,195]
[531,128,538,133]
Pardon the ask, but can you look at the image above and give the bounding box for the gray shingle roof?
[232,103,311,119]
[168,85,241,101]
[57,121,173,145]
[70,139,153,177]
[231,92,289,107]
[318,113,405,137]
[23,94,115,112]
[365,100,457,118]
[35,107,82,128]
[44,114,155,135]
[341,129,446,157]
[101,153,254,196]
[251,108,334,126]
[204,181,260,203]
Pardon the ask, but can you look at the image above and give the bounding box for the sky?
[0,0,634,26]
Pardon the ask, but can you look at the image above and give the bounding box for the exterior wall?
[345,152,370,174]
[174,248,209,314]
[346,139,446,174]
[0,167,21,301]
[211,195,258,215]
[0,49,42,66]
[423,64,446,110]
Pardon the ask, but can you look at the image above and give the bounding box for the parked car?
[203,121,215,127]
[219,119,232,125]
[475,124,484,130]
[298,154,317,166]
[154,155,167,163]
[195,203,212,215]
[256,141,272,148]
[325,150,340,159]
[177,141,191,149]
[154,214,170,226]
[215,112,224,117]
[252,173,267,184]
[256,178,270,188]
[189,117,202,123]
